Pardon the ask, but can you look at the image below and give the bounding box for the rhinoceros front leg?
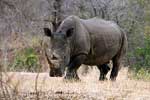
[97,64,110,81]
[64,54,87,80]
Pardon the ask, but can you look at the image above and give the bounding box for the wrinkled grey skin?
[43,15,127,81]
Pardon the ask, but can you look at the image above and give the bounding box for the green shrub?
[10,47,41,72]
[131,35,150,80]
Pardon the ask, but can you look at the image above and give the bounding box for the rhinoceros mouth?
[49,60,66,77]
[49,67,63,77]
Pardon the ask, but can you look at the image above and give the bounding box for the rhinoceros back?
[81,18,123,65]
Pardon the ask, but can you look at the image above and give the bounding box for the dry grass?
[1,67,150,100]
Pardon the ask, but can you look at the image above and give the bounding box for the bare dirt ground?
[1,67,150,100]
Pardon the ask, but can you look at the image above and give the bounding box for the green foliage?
[135,36,150,67]
[144,26,150,35]
[132,35,150,80]
[10,47,41,72]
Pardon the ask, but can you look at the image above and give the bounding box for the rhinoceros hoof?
[110,73,117,81]
[110,77,116,81]
[99,76,108,81]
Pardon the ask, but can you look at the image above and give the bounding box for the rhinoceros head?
[43,27,74,77]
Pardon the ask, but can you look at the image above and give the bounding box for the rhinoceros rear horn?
[66,28,74,37]
[44,28,52,37]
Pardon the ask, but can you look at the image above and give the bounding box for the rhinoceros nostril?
[52,54,58,60]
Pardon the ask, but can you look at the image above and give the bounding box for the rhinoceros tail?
[121,29,128,58]
[116,28,128,65]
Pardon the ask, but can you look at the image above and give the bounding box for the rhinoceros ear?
[43,28,52,37]
[66,28,74,37]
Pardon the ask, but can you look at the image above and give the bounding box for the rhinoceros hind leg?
[97,64,110,81]
[110,57,121,81]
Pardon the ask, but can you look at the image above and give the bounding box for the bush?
[10,47,41,72]
[131,35,150,80]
